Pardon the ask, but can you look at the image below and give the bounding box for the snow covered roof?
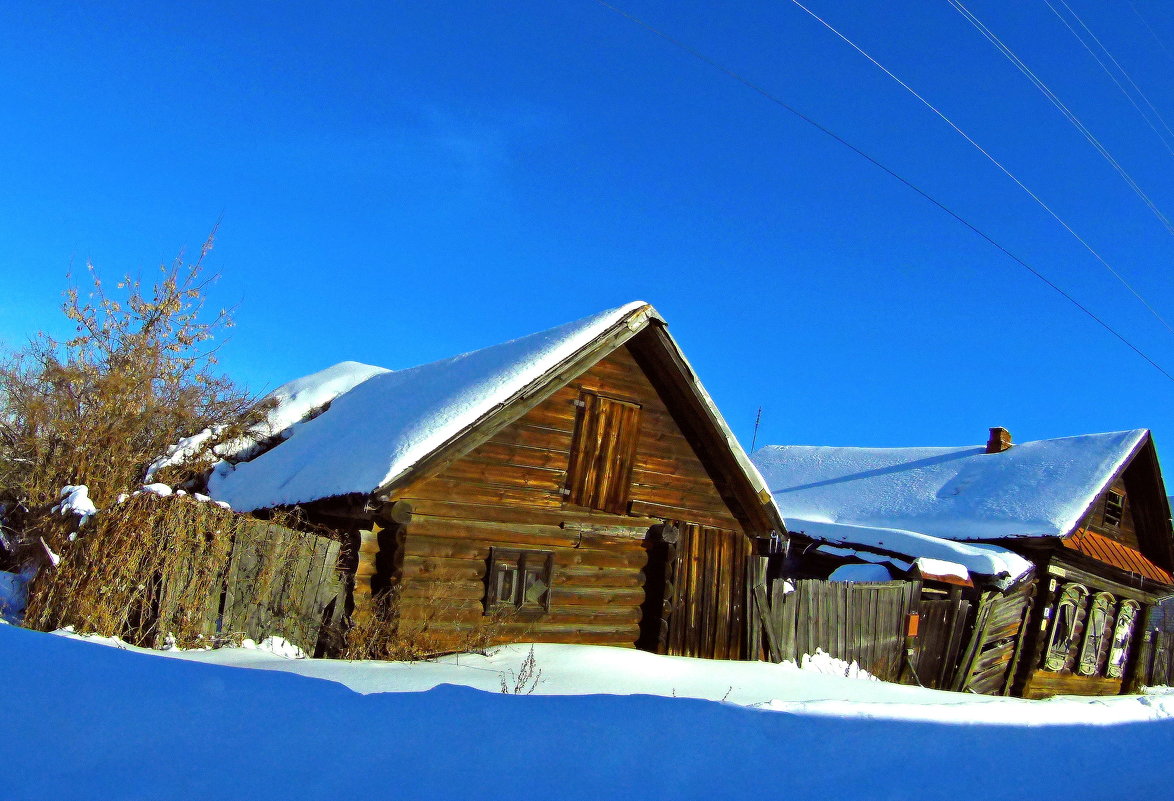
[795,518,1032,582]
[753,430,1151,583]
[209,302,778,520]
[755,431,1147,542]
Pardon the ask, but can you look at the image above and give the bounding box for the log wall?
[363,344,750,650]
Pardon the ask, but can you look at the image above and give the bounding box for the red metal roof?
[1062,528,1173,584]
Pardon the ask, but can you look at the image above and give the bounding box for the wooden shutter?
[565,392,641,514]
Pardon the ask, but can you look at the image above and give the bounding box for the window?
[564,391,642,514]
[1077,592,1115,676]
[1103,490,1125,528]
[485,547,553,614]
[1043,583,1088,672]
[1106,600,1141,679]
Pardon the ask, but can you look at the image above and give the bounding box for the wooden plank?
[697,528,715,658]
[409,515,647,551]
[404,533,648,569]
[438,459,567,491]
[728,536,746,660]
[1023,671,1124,699]
[754,583,783,663]
[952,591,996,692]
[744,557,763,661]
[485,423,575,452]
[628,500,739,531]
[406,497,661,531]
[409,476,564,508]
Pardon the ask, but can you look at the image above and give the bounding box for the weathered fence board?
[911,598,970,689]
[1145,631,1174,687]
[749,577,921,682]
[951,583,1032,695]
[218,521,343,654]
[746,573,991,689]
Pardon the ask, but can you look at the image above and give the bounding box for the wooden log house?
[753,428,1174,697]
[208,302,786,658]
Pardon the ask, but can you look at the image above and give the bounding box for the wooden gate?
[951,583,1033,694]
[748,575,921,681]
[663,523,750,659]
[1138,630,1174,687]
[155,519,344,654]
[910,598,971,689]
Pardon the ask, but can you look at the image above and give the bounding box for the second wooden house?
[205,302,785,658]
[753,428,1174,697]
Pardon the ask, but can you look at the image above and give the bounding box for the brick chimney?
[986,427,1012,454]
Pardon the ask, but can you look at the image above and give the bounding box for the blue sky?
[1,1,1172,467]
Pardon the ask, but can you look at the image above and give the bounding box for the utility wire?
[1057,0,1174,143]
[1043,0,1174,156]
[947,0,1174,236]
[786,0,1173,335]
[590,0,1174,383]
[1128,1,1174,65]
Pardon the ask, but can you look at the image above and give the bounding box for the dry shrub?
[23,493,335,651]
[342,576,520,662]
[0,234,257,512]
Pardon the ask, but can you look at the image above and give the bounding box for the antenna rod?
[750,406,763,453]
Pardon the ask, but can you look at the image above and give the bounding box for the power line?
[1128,1,1174,65]
[1043,0,1174,156]
[590,0,1174,384]
[947,0,1174,236]
[785,0,1173,335]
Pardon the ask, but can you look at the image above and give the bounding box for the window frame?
[1077,592,1115,676]
[485,547,554,616]
[1106,599,1141,679]
[1103,489,1126,528]
[1043,582,1089,672]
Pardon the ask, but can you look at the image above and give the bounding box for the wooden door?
[664,523,750,660]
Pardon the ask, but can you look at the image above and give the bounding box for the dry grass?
[342,576,520,662]
[23,493,335,651]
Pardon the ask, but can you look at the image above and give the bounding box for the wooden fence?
[1138,630,1174,687]
[747,561,971,688]
[157,520,343,654]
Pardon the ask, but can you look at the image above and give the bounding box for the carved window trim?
[1043,583,1088,672]
[1106,600,1141,679]
[1077,592,1115,676]
[485,547,553,616]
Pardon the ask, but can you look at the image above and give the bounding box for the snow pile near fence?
[209,302,649,511]
[6,625,1174,800]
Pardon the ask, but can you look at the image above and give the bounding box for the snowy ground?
[6,624,1174,800]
